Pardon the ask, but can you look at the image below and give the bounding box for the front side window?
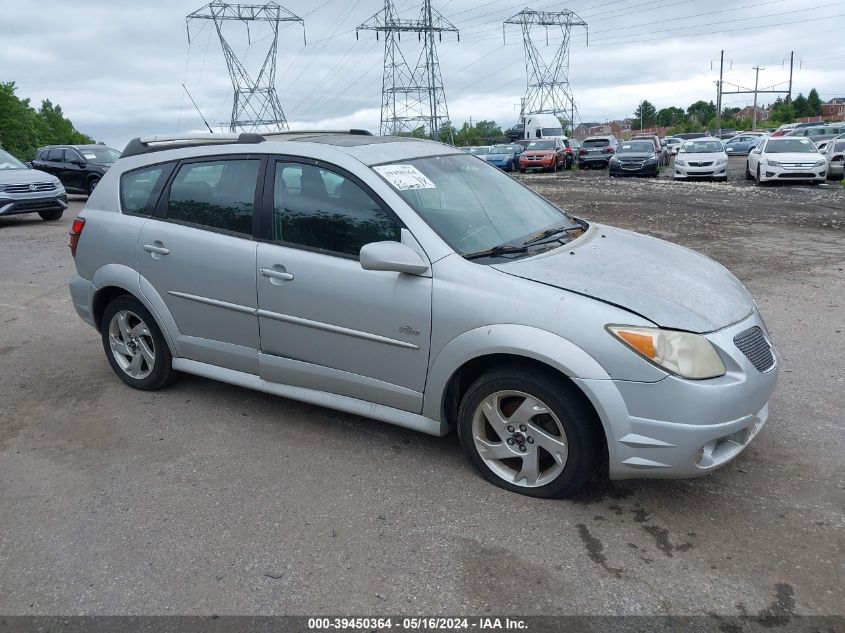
[166,159,259,235]
[64,150,83,163]
[373,154,582,258]
[273,162,400,257]
[121,164,170,216]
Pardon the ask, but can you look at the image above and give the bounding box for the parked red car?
[519,139,567,173]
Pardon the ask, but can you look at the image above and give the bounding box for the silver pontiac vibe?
[68,132,778,498]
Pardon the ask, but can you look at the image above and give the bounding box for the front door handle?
[260,267,294,281]
[142,243,170,257]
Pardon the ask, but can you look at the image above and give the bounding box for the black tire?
[87,176,100,195]
[745,162,754,181]
[755,165,763,186]
[519,168,526,174]
[38,209,64,221]
[100,295,177,391]
[456,365,601,498]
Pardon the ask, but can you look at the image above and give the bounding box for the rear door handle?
[260,268,294,281]
[143,244,170,255]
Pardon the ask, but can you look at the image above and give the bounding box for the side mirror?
[360,241,429,275]
[678,148,686,153]
[71,159,86,166]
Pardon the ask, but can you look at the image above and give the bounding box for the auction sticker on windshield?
[373,165,436,190]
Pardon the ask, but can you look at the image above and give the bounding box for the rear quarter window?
[120,164,173,216]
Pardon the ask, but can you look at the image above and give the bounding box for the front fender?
[422,324,611,423]
[90,264,179,356]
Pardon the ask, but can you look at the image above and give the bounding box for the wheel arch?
[90,264,179,355]
[424,325,612,449]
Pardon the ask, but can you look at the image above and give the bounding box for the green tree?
[792,94,808,118]
[656,106,686,127]
[807,88,822,116]
[633,100,657,128]
[686,100,716,126]
[768,97,795,125]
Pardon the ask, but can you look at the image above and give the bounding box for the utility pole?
[787,50,794,102]
[358,0,458,141]
[752,66,762,130]
[504,9,587,119]
[186,1,305,133]
[715,50,724,135]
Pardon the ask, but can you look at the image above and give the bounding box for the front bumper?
[759,164,826,182]
[488,159,514,170]
[520,158,555,171]
[609,161,658,176]
[574,311,778,480]
[0,192,68,216]
[673,162,727,179]
[580,156,611,167]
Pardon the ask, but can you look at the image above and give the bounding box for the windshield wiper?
[522,225,581,246]
[464,244,530,260]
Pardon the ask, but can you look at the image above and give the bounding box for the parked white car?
[746,137,827,185]
[673,137,728,181]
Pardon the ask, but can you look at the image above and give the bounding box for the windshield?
[0,150,26,170]
[541,127,564,136]
[527,141,555,150]
[617,141,654,154]
[468,147,489,155]
[77,147,120,162]
[372,154,581,258]
[583,139,610,148]
[682,140,724,153]
[490,145,517,154]
[765,139,819,153]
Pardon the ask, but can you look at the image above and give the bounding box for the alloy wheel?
[471,390,568,488]
[108,309,155,379]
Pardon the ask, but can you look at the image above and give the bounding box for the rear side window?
[166,159,259,236]
[121,164,171,216]
[47,149,63,161]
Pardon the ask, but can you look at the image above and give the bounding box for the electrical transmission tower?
[504,9,587,128]
[186,1,304,133]
[357,0,458,141]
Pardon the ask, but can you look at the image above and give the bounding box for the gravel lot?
[1,160,843,620]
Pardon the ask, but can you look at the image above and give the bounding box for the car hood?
[487,153,514,160]
[524,150,554,156]
[491,225,753,333]
[615,152,655,160]
[0,168,56,185]
[764,152,823,161]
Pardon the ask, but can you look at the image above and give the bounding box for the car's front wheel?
[38,209,63,221]
[745,162,754,180]
[755,165,764,186]
[100,295,176,391]
[457,366,601,498]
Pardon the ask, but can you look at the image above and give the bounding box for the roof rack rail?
[121,132,265,158]
[262,129,374,139]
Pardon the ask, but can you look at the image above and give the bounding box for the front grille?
[733,327,775,372]
[688,161,714,167]
[4,182,56,194]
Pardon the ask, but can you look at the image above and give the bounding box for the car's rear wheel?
[100,295,176,391]
[457,366,600,498]
[38,209,63,221]
[87,176,100,195]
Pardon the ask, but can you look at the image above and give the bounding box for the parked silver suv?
[69,131,778,498]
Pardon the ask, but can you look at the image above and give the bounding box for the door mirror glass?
[360,241,429,275]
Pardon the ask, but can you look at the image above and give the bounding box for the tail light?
[565,147,573,153]
[579,149,587,155]
[69,217,85,257]
[603,147,615,154]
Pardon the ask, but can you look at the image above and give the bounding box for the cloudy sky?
[2,0,843,149]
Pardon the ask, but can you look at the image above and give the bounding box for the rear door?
[255,158,433,413]
[60,149,86,191]
[137,155,265,374]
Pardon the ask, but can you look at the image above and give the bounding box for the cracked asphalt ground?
[1,157,843,618]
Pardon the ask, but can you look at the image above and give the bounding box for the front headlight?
[765,159,781,167]
[610,156,620,163]
[0,185,6,192]
[607,325,726,379]
[674,159,686,166]
[814,159,826,167]
[715,157,728,166]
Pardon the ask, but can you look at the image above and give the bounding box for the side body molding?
[422,324,612,423]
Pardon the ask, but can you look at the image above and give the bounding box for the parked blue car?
[485,144,524,172]
[722,134,766,156]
